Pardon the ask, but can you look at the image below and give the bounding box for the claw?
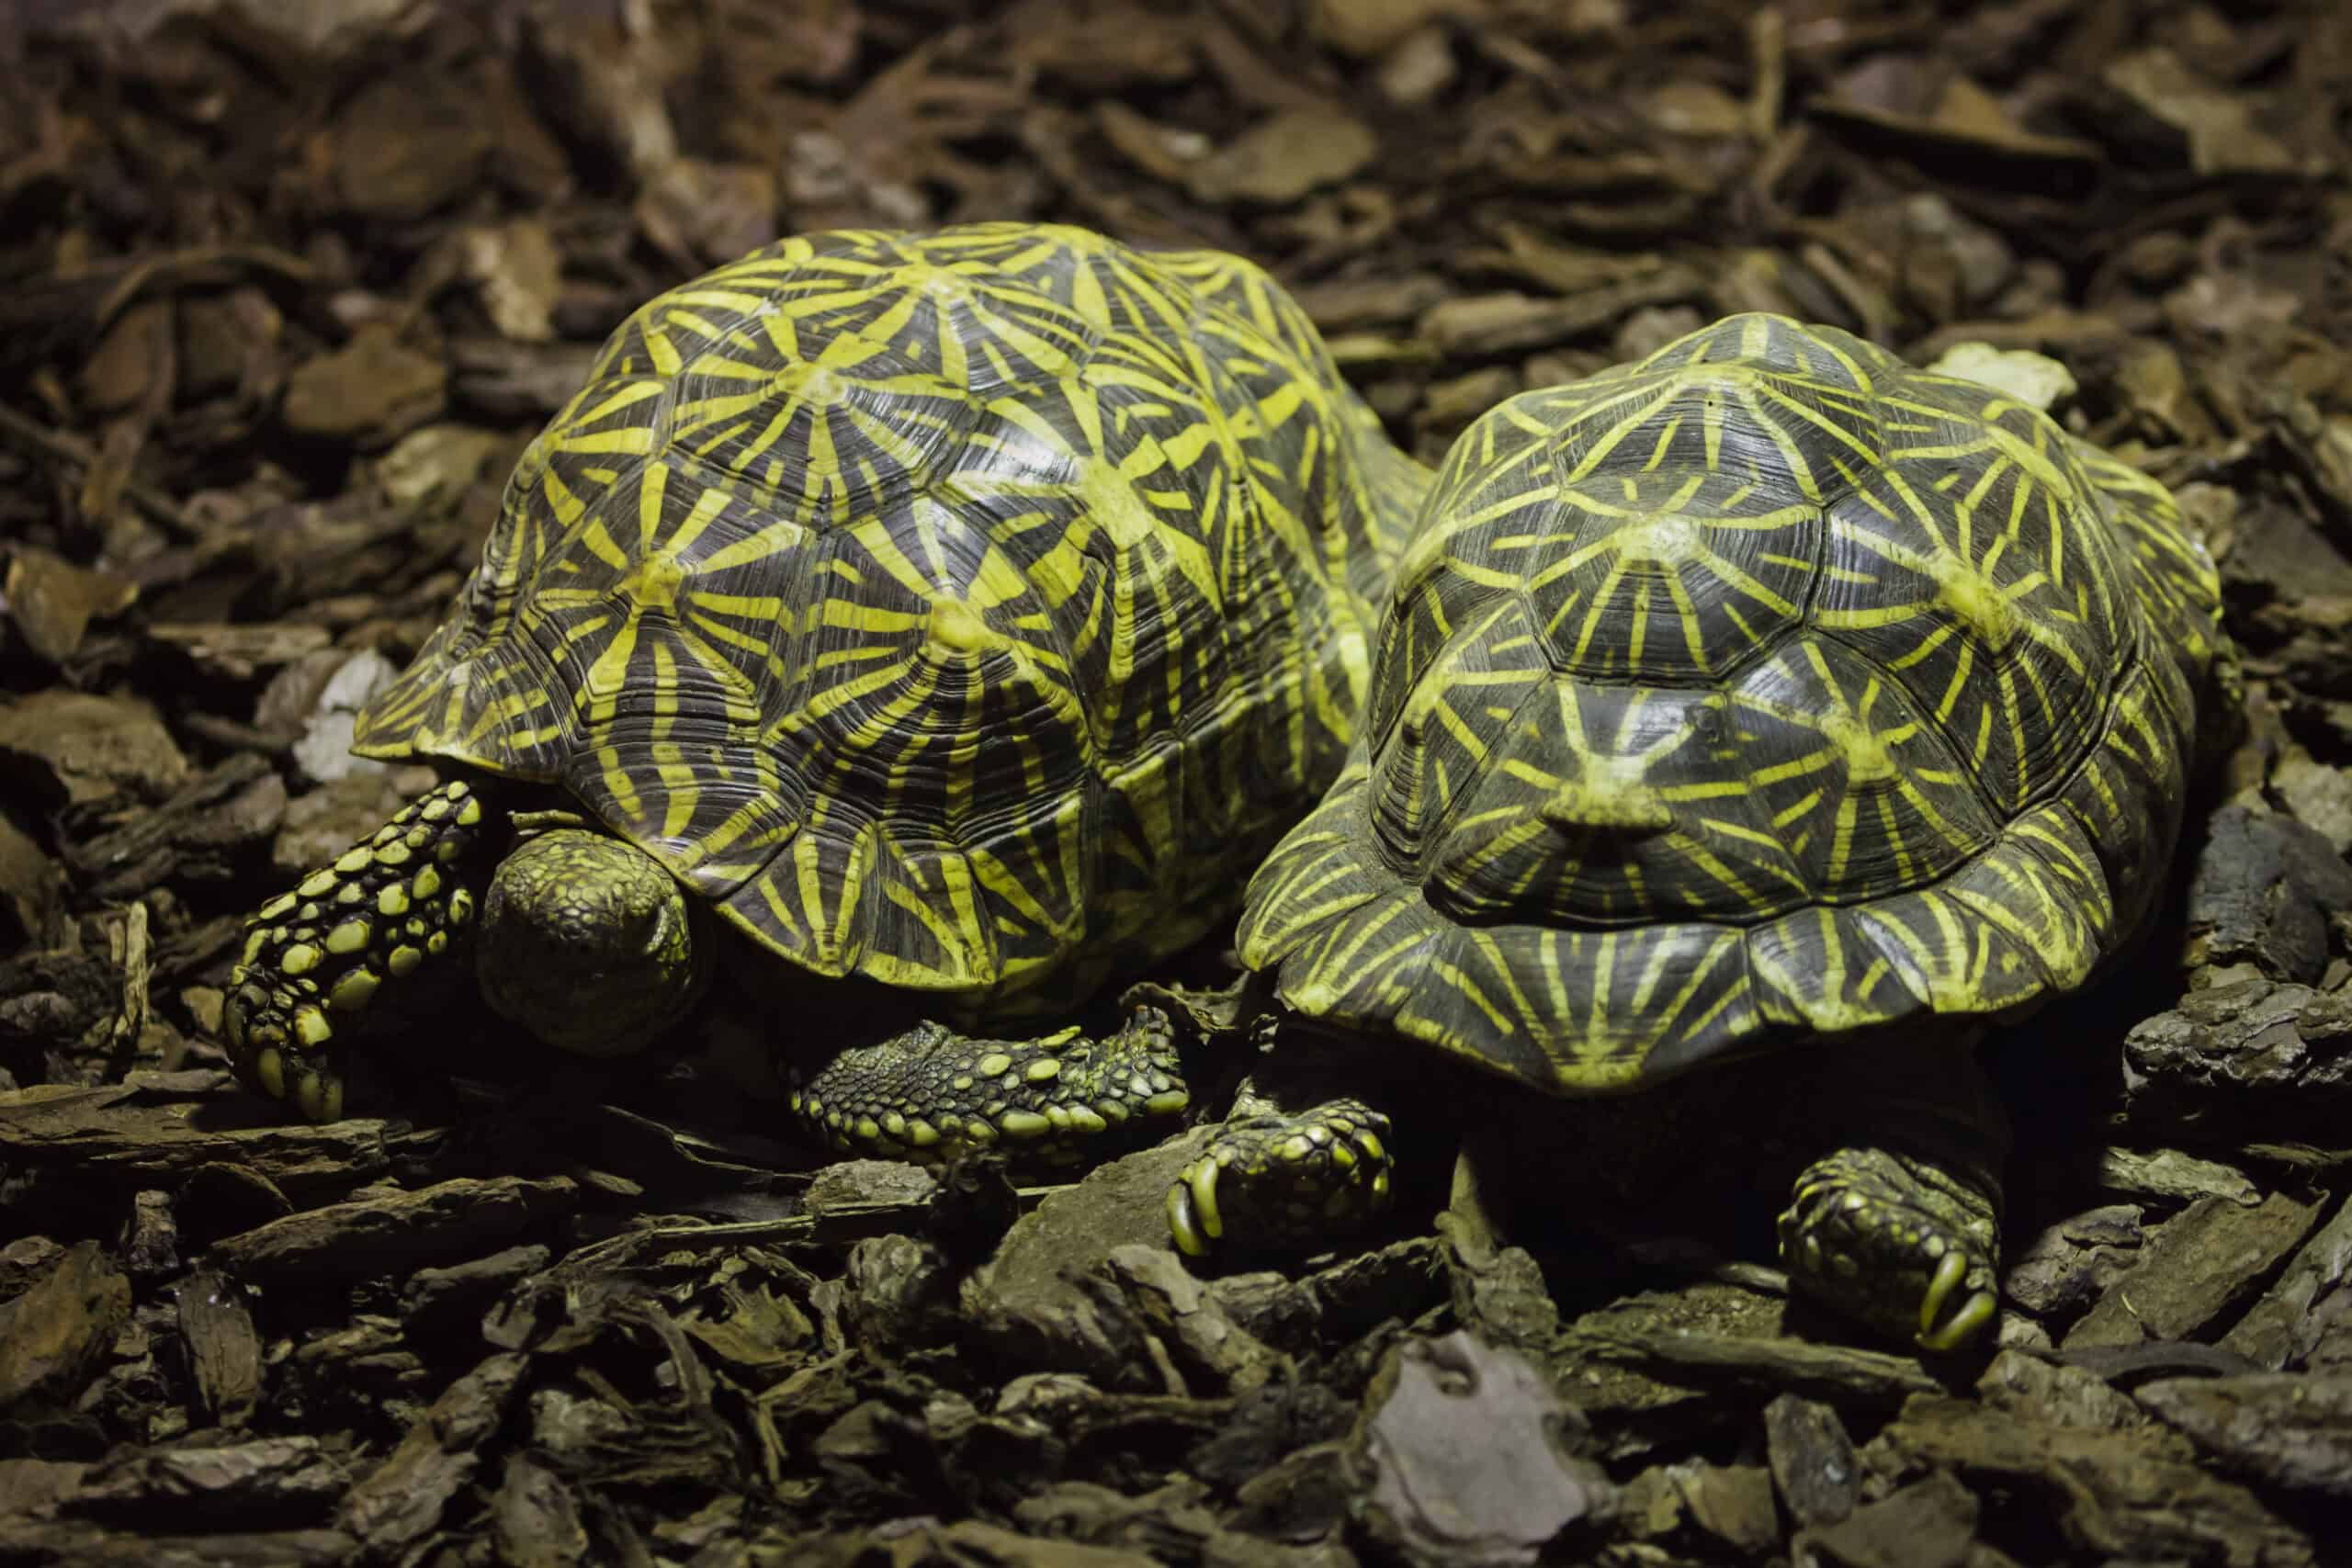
[1190,1159,1224,1242]
[1916,1250,1995,1352]
[1919,1290,1997,1353]
[1168,1179,1205,1257]
[1169,1157,1226,1256]
[1164,1097,1393,1258]
[1918,1248,1965,1337]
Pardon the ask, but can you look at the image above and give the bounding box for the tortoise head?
[476,827,711,1058]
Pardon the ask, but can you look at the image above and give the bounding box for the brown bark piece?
[2064,1192,2324,1350]
[0,1241,132,1409]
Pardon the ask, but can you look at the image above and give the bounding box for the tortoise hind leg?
[1775,1035,2007,1352]
[221,779,503,1121]
[787,1005,1194,1165]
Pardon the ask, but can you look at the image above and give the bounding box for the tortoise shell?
[1238,314,2225,1090]
[353,222,1424,1008]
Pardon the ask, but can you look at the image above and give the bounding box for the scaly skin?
[476,828,707,1056]
[229,776,1285,1200]
[226,781,1195,1150]
[1165,1033,2007,1352]
[788,1006,1193,1166]
[220,779,499,1122]
[1778,1145,2002,1352]
[1167,1091,1394,1257]
[222,784,708,1115]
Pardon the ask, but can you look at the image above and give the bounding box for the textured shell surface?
[353,222,1423,1005]
[1239,313,2225,1093]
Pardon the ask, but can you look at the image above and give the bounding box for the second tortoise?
[1171,313,2233,1351]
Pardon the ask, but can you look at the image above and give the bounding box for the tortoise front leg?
[786,1006,1194,1165]
[221,779,502,1121]
[1774,1036,2007,1352]
[1165,1080,1395,1256]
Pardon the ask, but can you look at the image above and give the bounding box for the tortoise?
[1165,313,2233,1351]
[220,221,1428,1127]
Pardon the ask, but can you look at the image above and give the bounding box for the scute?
[1241,312,2227,1094]
[1811,383,2130,816]
[1724,635,2002,904]
[354,223,1428,1008]
[1532,470,1822,682]
[667,356,989,518]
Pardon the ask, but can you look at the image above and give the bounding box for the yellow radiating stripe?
[1256,378,1307,434]
[1622,928,1688,1032]
[1553,381,1685,485]
[1464,929,1540,1032]
[642,325,684,378]
[1566,554,1636,667]
[1430,960,1514,1037]
[668,625,762,723]
[1826,786,1862,886]
[1747,384,1879,490]
[656,286,789,319]
[1748,734,1839,787]
[1679,840,1780,910]
[574,381,666,429]
[967,827,1075,933]
[1251,861,1380,949]
[1307,894,1424,992]
[1702,547,1804,617]
[883,857,984,977]
[1997,660,2029,803]
[680,352,775,388]
[799,827,857,958]
[635,460,673,553]
[541,465,594,528]
[1656,568,1709,671]
[596,739,641,819]
[1670,947,1748,1048]
[1580,929,1621,1042]
[695,784,796,863]
[1644,413,1685,470]
[755,864,807,944]
[1871,786,1913,884]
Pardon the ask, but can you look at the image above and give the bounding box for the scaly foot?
[1777,1145,2001,1352]
[1167,1096,1393,1257]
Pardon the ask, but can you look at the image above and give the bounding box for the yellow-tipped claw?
[1916,1250,1996,1351]
[1167,1159,1226,1256]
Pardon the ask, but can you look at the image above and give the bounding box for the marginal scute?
[1241,311,2228,1094]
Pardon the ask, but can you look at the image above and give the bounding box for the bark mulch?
[3,1,2350,1562]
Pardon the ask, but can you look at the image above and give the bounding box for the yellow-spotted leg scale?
[789,1007,1194,1167]
[221,779,499,1121]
